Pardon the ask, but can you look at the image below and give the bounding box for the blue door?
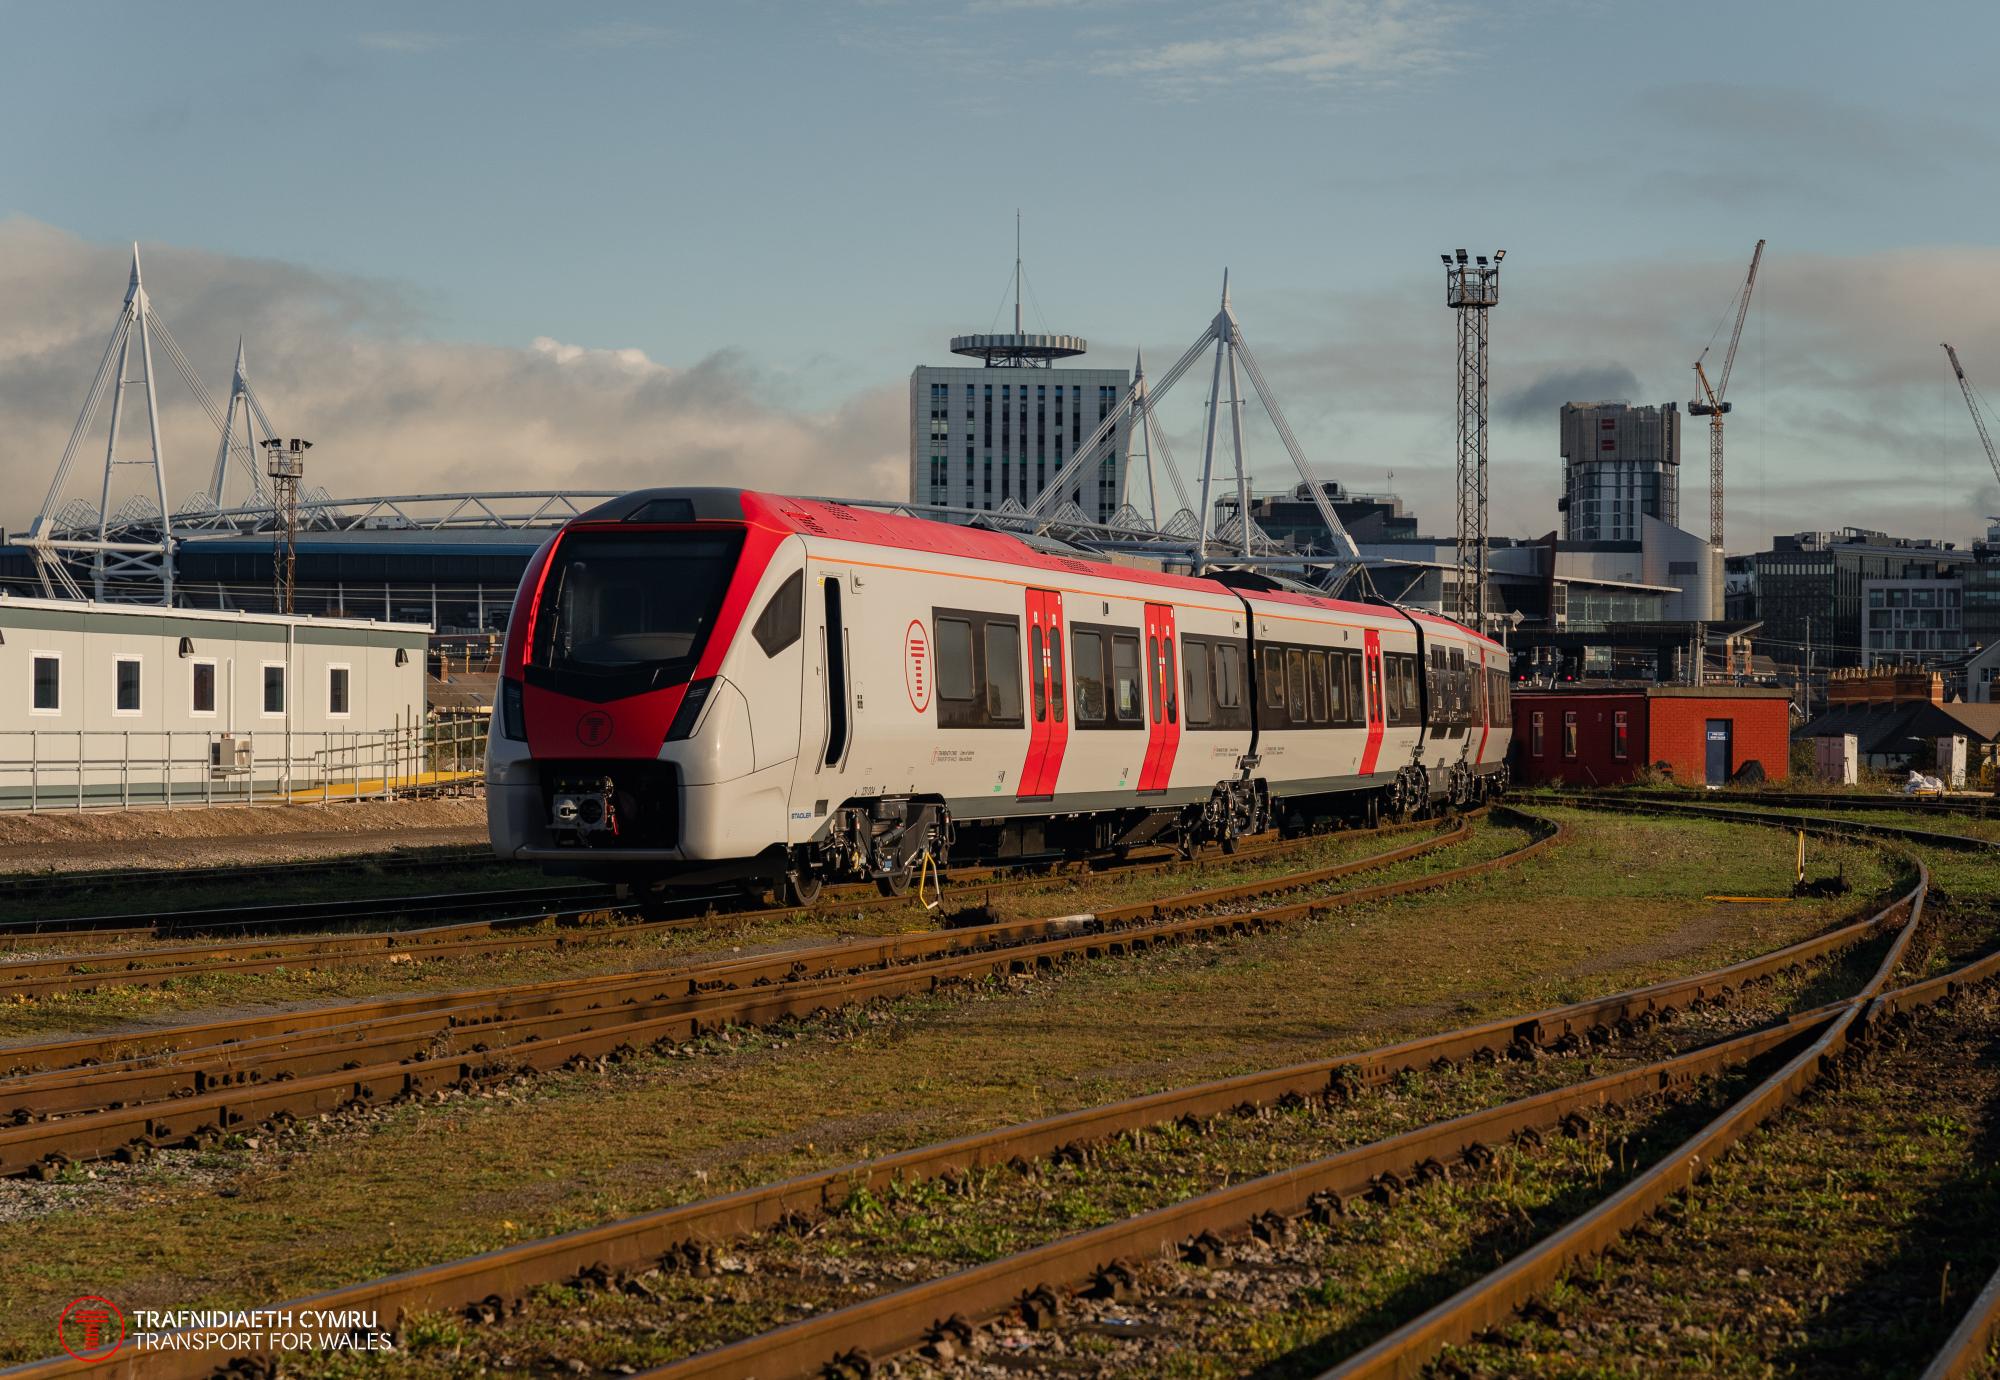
[1705,719,1731,785]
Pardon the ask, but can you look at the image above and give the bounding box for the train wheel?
[875,859,914,898]
[781,870,824,908]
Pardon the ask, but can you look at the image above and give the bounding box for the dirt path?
[0,798,488,873]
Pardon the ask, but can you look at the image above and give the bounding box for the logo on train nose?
[576,710,614,747]
[905,620,932,713]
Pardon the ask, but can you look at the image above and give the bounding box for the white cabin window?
[30,653,60,715]
[327,664,351,718]
[190,660,218,716]
[261,662,287,716]
[114,656,142,715]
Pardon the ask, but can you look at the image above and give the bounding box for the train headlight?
[501,679,527,741]
[665,678,717,741]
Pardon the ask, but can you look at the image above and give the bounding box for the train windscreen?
[530,530,743,689]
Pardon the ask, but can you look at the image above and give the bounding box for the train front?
[486,489,801,889]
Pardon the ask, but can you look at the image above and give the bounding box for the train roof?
[576,487,1499,648]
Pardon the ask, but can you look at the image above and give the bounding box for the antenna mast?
[1014,210,1022,336]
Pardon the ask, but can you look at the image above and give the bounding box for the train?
[487,488,1512,905]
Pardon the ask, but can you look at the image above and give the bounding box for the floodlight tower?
[261,437,310,613]
[1442,248,1503,629]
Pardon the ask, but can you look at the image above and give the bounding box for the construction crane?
[1943,343,2000,488]
[1690,238,1766,552]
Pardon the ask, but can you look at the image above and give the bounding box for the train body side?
[488,486,1510,892]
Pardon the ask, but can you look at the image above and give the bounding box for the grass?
[0,823,1435,1043]
[1443,987,2000,1378]
[0,809,1911,1365]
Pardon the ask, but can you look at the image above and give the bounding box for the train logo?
[57,1297,126,1361]
[904,620,931,713]
[575,710,614,747]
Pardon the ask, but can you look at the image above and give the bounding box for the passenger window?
[1345,655,1363,726]
[1050,629,1066,725]
[1262,647,1286,710]
[1163,640,1178,725]
[1148,635,1162,724]
[937,618,975,702]
[1308,652,1329,724]
[1384,656,1402,720]
[1073,630,1106,722]
[1216,644,1243,709]
[1112,634,1143,722]
[751,571,804,657]
[1286,650,1307,726]
[1030,626,1046,723]
[986,622,1022,721]
[1183,641,1213,726]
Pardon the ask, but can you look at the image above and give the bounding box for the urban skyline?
[4,2,2000,553]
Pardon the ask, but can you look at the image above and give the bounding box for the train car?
[487,487,1509,904]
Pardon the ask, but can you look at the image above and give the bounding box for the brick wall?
[1647,694,1791,785]
[1513,689,1791,787]
[1512,692,1649,787]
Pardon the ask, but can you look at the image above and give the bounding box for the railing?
[0,718,488,812]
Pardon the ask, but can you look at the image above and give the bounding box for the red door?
[1017,588,1069,798]
[1137,603,1182,792]
[1358,629,1386,776]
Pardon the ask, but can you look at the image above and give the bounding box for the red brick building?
[1513,686,1792,787]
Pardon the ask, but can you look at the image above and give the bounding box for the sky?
[3,0,1999,553]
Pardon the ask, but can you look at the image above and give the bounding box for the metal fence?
[0,717,488,812]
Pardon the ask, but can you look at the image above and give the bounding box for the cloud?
[1092,0,1460,88]
[0,219,906,531]
[566,22,673,48]
[357,31,452,54]
[1497,365,1646,425]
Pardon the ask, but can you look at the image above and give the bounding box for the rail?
[9,809,1934,1380]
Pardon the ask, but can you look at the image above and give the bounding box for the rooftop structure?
[1558,401,1682,545]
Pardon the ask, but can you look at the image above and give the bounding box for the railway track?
[0,822,1343,992]
[1591,787,1998,818]
[0,810,1917,1380]
[0,811,1537,1179]
[1560,789,2000,853]
[492,819,1987,1380]
[0,845,493,908]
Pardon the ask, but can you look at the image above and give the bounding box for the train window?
[937,618,975,703]
[1183,640,1213,726]
[1309,652,1330,724]
[1286,649,1308,726]
[1563,711,1578,758]
[1383,654,1402,720]
[985,622,1023,722]
[1216,643,1243,709]
[1148,635,1162,725]
[1030,626,1047,723]
[751,571,804,657]
[1111,634,1143,723]
[1262,648,1286,710]
[1163,639,1178,725]
[1072,630,1106,723]
[530,530,742,683]
[1049,629,1066,725]
[1399,657,1421,725]
[1449,649,1467,725]
[1531,711,1545,756]
[1342,653,1363,727]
